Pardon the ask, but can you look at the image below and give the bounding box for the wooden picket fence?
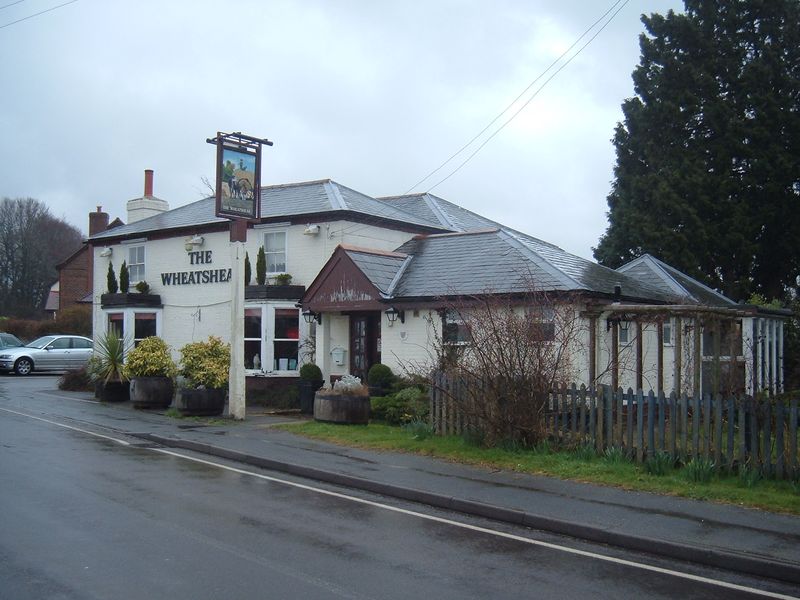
[430,373,800,479]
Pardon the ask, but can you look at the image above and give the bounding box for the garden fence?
[429,372,799,479]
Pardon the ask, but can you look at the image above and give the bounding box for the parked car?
[0,335,93,375]
[0,332,23,350]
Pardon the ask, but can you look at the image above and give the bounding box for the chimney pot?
[144,169,154,197]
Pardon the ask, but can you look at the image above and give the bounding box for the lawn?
[275,420,800,515]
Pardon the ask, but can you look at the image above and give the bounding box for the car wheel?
[14,357,33,375]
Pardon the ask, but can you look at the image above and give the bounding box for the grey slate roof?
[616,254,736,307]
[382,230,673,301]
[90,180,445,241]
[379,192,501,232]
[345,249,409,296]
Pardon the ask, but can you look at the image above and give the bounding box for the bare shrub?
[423,288,581,446]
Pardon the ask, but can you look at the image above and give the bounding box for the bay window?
[244,303,302,373]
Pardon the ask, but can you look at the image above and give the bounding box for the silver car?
[0,335,94,375]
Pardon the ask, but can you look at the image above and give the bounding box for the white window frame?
[662,318,673,346]
[126,244,146,283]
[104,308,162,343]
[263,230,287,275]
[244,302,304,374]
[618,321,630,345]
[103,308,162,359]
[526,306,556,342]
[442,310,470,346]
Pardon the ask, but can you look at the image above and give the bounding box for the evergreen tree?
[256,246,266,285]
[106,262,118,294]
[244,251,251,286]
[594,0,800,300]
[119,261,129,293]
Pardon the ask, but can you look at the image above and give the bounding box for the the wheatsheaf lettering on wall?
[160,250,232,285]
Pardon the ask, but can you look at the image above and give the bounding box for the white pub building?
[89,171,787,404]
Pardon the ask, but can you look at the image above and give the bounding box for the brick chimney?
[89,206,110,236]
[144,169,154,197]
[127,169,169,223]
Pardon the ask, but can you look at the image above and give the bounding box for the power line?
[405,0,629,195]
[0,1,28,11]
[0,0,77,30]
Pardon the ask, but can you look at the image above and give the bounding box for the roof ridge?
[339,244,408,258]
[261,178,333,191]
[323,180,348,210]
[421,194,460,230]
[412,228,499,240]
[497,229,583,289]
[649,255,735,304]
[385,255,413,297]
[630,255,690,299]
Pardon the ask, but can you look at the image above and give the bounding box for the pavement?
[33,388,800,586]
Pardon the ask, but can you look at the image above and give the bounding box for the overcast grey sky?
[0,0,683,260]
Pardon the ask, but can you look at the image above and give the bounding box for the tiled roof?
[387,230,672,301]
[616,254,736,306]
[344,249,409,296]
[90,180,445,241]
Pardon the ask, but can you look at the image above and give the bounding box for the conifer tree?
[106,262,118,294]
[256,246,266,285]
[119,261,129,293]
[594,0,800,300]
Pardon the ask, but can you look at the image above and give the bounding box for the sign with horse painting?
[215,139,261,220]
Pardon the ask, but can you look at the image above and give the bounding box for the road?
[1,375,798,599]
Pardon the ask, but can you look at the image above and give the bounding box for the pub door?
[350,313,381,382]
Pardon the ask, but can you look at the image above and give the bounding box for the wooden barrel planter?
[176,387,226,416]
[130,376,174,409]
[313,392,370,424]
[100,380,130,403]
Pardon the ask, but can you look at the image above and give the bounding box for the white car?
[0,335,94,375]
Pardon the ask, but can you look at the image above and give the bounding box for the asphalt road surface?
[1,375,798,599]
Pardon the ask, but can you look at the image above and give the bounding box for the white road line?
[0,407,130,446]
[2,406,795,599]
[151,448,797,600]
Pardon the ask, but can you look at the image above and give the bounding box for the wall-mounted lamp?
[385,306,405,326]
[185,235,204,252]
[303,224,320,236]
[99,247,112,258]
[302,309,322,325]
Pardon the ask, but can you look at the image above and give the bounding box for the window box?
[101,293,162,308]
[245,285,305,301]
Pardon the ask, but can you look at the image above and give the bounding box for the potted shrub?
[298,362,324,414]
[176,336,230,416]
[314,374,370,424]
[367,363,394,397]
[124,336,177,409]
[93,331,130,402]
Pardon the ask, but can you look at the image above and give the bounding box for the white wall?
[92,219,418,364]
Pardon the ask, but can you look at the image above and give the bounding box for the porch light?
[302,309,322,325]
[385,306,404,326]
[99,247,112,257]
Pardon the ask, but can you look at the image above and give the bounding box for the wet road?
[1,376,797,599]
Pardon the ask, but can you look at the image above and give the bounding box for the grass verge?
[275,421,800,515]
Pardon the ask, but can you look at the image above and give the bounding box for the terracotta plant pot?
[130,376,174,409]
